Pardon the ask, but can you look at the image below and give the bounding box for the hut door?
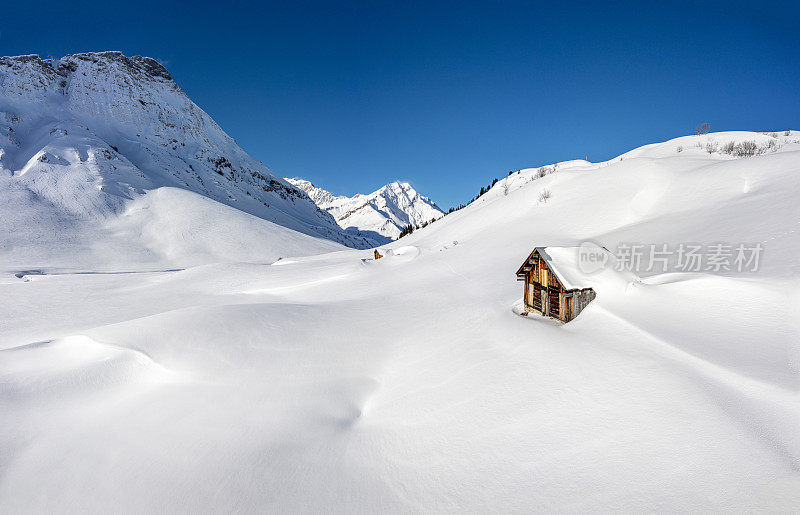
[533,283,543,312]
[548,287,560,317]
[539,287,550,315]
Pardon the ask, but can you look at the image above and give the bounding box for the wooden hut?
[516,246,596,323]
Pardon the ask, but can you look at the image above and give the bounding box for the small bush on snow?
[538,188,552,203]
[785,130,791,136]
[733,140,758,157]
[705,141,718,154]
[676,145,683,152]
[721,141,736,155]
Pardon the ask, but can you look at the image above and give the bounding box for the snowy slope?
[1,131,799,512]
[287,178,444,242]
[0,52,373,270]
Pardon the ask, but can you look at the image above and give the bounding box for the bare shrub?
[696,123,711,135]
[754,141,775,155]
[733,140,758,157]
[785,130,791,136]
[538,188,552,203]
[721,141,736,155]
[770,132,778,138]
[536,166,549,178]
[676,145,683,153]
[705,141,718,154]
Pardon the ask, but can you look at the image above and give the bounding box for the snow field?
[1,131,798,511]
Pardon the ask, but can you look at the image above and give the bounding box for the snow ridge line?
[598,307,800,470]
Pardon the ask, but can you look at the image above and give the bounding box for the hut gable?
[516,246,596,323]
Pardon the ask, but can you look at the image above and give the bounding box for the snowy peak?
[286,178,444,242]
[371,181,419,204]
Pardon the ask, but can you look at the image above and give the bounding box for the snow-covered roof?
[534,247,588,290]
[517,246,600,290]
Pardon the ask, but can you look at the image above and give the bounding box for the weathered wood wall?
[568,288,596,320]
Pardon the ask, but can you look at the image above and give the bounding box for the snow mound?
[388,245,420,258]
[0,335,179,402]
[110,187,344,267]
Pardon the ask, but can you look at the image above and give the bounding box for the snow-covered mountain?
[287,178,444,242]
[0,51,374,269]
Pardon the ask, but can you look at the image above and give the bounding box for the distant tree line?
[398,173,516,239]
[398,217,437,238]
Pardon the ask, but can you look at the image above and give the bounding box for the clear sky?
[2,1,797,208]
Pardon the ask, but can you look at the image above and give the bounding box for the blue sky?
[2,1,797,208]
